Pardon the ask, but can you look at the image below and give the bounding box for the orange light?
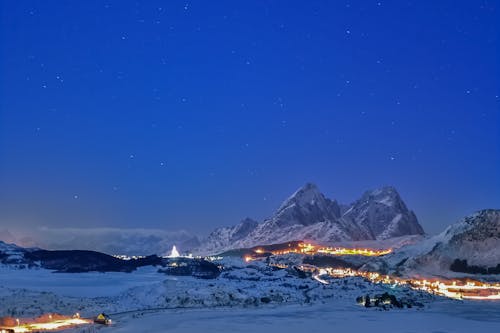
[267,243,392,257]
[3,316,92,333]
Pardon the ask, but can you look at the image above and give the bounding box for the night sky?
[0,1,498,236]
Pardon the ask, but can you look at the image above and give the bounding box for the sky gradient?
[0,0,499,236]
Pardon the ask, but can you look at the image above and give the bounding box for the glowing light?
[169,245,180,258]
[313,268,330,285]
[244,241,500,301]
[249,242,392,258]
[3,316,92,333]
[303,266,500,300]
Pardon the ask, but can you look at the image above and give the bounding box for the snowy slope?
[407,209,500,273]
[363,209,500,277]
[200,218,258,254]
[0,256,436,319]
[0,240,30,265]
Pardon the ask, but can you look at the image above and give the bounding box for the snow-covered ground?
[0,260,430,316]
[86,299,500,333]
[1,259,499,333]
[0,266,163,297]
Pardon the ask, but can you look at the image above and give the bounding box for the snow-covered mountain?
[0,240,28,265]
[197,183,424,254]
[364,209,500,277]
[200,218,259,255]
[404,209,499,275]
[342,186,424,240]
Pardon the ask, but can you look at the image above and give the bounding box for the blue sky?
[0,1,498,235]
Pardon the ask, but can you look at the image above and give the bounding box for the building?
[94,313,112,325]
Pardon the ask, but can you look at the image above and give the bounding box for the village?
[1,241,499,332]
[245,241,500,300]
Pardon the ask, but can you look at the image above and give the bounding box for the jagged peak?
[446,209,500,234]
[239,217,258,224]
[360,186,403,207]
[197,183,426,254]
[278,183,325,211]
[468,209,500,221]
[365,185,399,197]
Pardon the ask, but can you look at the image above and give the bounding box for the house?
[0,328,15,333]
[94,313,112,325]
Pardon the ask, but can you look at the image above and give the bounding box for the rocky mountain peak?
[340,186,424,240]
[447,209,500,243]
[232,218,259,241]
[272,183,341,227]
[360,186,403,208]
[196,183,425,254]
[278,183,324,211]
[397,209,500,275]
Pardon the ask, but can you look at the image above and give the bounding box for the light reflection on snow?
[297,265,500,300]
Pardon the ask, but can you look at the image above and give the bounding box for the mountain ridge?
[197,183,424,254]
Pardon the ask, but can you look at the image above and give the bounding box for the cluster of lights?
[3,314,91,333]
[316,246,392,256]
[297,243,392,256]
[247,242,500,300]
[298,265,500,300]
[204,256,223,261]
[112,254,146,261]
[245,242,392,261]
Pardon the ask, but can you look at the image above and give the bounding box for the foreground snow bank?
[81,299,500,333]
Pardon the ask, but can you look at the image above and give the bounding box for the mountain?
[0,240,29,265]
[406,209,500,275]
[365,209,500,277]
[197,183,424,254]
[342,186,424,240]
[200,218,259,255]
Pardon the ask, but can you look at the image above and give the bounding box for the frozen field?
[99,300,500,333]
[0,266,164,297]
[1,264,500,333]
